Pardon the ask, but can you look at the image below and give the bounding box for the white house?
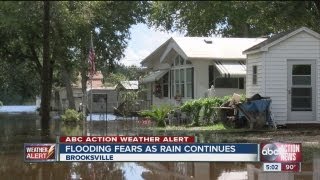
[140,37,265,106]
[243,27,320,124]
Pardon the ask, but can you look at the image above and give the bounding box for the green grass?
[144,123,237,131]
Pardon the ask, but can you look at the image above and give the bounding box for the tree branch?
[314,1,320,16]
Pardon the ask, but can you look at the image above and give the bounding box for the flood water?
[0,106,319,180]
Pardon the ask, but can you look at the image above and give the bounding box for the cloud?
[120,23,184,67]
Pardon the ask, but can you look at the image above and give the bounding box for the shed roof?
[118,81,139,90]
[243,27,320,54]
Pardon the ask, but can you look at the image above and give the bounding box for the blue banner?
[59,143,258,154]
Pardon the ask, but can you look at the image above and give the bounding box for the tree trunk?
[243,23,250,37]
[62,64,76,110]
[40,1,51,134]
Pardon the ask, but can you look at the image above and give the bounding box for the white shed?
[244,27,320,125]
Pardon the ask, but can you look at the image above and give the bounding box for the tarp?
[238,99,273,125]
[240,99,271,113]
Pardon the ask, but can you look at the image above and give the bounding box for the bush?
[61,109,84,123]
[139,105,173,127]
[180,94,246,126]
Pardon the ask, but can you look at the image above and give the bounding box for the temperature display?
[281,163,301,172]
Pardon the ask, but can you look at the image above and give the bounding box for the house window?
[171,55,193,98]
[215,78,239,88]
[252,65,257,85]
[214,77,244,89]
[170,70,174,98]
[186,68,193,97]
[239,77,244,89]
[154,73,169,98]
[93,94,105,103]
[162,73,169,97]
[174,55,185,66]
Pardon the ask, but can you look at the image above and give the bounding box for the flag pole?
[90,32,93,129]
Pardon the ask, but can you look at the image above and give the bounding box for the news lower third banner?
[24,136,302,163]
[58,143,259,162]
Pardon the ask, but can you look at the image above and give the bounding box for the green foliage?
[148,1,320,37]
[0,2,149,105]
[61,109,84,123]
[181,95,245,126]
[139,105,172,127]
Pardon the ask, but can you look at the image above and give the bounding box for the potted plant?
[174,93,182,101]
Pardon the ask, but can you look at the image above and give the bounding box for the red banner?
[260,143,302,163]
[59,136,195,143]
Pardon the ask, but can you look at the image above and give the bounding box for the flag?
[88,34,96,79]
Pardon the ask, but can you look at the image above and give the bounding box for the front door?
[287,60,316,122]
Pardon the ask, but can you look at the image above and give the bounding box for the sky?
[119,23,184,67]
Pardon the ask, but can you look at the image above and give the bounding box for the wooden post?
[258,173,294,180]
[314,153,320,180]
[193,163,210,180]
[247,164,256,180]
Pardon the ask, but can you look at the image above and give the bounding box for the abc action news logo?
[260,143,302,163]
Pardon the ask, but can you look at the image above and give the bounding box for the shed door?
[287,60,316,122]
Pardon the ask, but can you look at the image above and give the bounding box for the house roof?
[243,27,320,54]
[140,70,168,84]
[173,37,266,59]
[141,37,266,66]
[118,81,139,90]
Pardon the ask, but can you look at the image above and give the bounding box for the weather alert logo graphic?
[260,143,302,163]
[24,143,56,162]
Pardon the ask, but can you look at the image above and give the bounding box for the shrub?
[181,99,202,126]
[180,94,246,126]
[61,109,84,123]
[139,105,172,127]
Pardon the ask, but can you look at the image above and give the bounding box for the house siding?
[249,31,320,124]
[151,58,247,107]
[193,60,211,99]
[246,53,263,97]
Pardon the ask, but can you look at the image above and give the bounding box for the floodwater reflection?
[0,110,318,180]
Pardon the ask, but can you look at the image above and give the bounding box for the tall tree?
[0,2,43,104]
[148,1,320,37]
[0,1,149,117]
